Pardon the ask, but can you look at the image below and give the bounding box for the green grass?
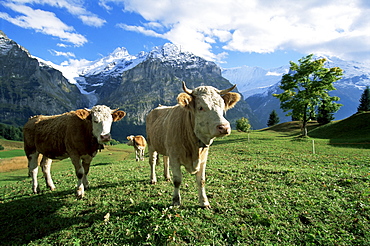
[0,149,25,158]
[0,129,369,245]
[309,112,370,145]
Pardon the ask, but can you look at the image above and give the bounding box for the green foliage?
[309,112,370,142]
[0,131,369,245]
[358,86,370,112]
[104,139,120,146]
[317,99,335,124]
[0,145,3,151]
[236,117,251,132]
[273,54,343,136]
[267,110,280,127]
[0,123,23,141]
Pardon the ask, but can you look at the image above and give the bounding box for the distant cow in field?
[146,82,240,208]
[127,135,147,161]
[23,105,126,198]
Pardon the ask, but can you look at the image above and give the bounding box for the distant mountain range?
[1,29,369,141]
[222,56,370,125]
[0,31,255,141]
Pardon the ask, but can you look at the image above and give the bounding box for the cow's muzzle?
[100,134,111,142]
[217,123,231,135]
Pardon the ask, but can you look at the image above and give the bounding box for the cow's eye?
[198,107,204,111]
[93,120,99,123]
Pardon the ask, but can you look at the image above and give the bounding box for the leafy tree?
[273,54,343,136]
[267,110,280,127]
[236,117,251,133]
[317,100,335,124]
[0,123,23,141]
[357,86,370,112]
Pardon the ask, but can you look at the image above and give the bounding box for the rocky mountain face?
[80,44,259,140]
[0,34,258,141]
[0,31,89,126]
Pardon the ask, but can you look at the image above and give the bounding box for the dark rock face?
[0,31,89,126]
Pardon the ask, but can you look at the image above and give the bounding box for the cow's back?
[134,135,147,148]
[146,106,173,155]
[146,105,198,163]
[24,112,94,159]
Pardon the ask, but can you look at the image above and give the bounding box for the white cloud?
[0,1,88,46]
[50,49,76,58]
[8,0,106,27]
[110,0,370,63]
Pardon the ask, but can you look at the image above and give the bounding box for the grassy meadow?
[0,118,369,245]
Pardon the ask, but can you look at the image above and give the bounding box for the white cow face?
[177,83,241,146]
[126,135,135,146]
[76,105,126,144]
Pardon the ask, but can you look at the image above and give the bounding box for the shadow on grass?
[0,175,28,183]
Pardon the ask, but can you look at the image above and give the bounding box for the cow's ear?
[222,92,241,110]
[177,93,193,109]
[112,110,126,122]
[75,109,90,120]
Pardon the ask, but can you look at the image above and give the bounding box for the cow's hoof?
[150,180,157,185]
[201,204,212,209]
[76,194,84,200]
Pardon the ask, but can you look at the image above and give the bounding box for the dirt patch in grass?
[0,156,28,172]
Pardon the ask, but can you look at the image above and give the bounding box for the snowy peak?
[79,47,146,76]
[148,43,202,66]
[222,65,288,98]
[0,30,30,56]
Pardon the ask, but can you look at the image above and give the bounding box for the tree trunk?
[302,103,308,137]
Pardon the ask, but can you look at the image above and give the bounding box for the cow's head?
[75,105,126,143]
[126,135,135,146]
[177,82,241,146]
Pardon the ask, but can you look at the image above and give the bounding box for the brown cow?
[127,135,147,161]
[146,82,240,208]
[23,105,126,197]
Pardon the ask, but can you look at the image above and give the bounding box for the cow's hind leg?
[163,156,171,181]
[40,156,56,191]
[171,160,182,206]
[81,155,92,190]
[140,148,145,161]
[28,152,40,194]
[71,156,85,198]
[149,149,158,184]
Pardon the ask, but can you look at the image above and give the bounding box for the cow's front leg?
[171,161,182,206]
[196,160,210,208]
[71,156,85,198]
[40,156,55,191]
[135,148,140,161]
[163,156,171,181]
[81,155,92,190]
[140,148,145,161]
[149,149,158,184]
[28,152,40,194]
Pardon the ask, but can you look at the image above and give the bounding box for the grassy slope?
[0,128,369,245]
[308,112,370,142]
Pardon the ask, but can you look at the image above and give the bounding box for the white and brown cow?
[146,82,240,208]
[127,135,147,161]
[23,105,126,198]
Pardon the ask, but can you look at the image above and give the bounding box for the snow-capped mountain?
[222,66,288,98]
[224,55,370,126]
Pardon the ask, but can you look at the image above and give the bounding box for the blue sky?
[1,0,370,70]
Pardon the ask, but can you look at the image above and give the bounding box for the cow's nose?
[217,124,230,135]
[100,134,111,142]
